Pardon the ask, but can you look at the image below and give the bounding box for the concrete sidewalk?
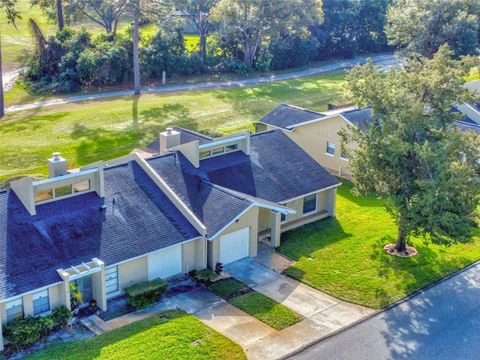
[225,257,375,359]
[5,54,400,113]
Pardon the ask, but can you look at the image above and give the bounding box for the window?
[54,184,72,198]
[6,298,23,322]
[281,213,286,223]
[340,150,348,160]
[33,289,50,316]
[35,189,53,203]
[74,180,91,193]
[326,142,335,155]
[211,147,225,156]
[105,266,119,297]
[303,194,317,214]
[199,150,211,159]
[226,144,238,152]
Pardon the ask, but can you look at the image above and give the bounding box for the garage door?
[147,245,182,280]
[220,227,250,265]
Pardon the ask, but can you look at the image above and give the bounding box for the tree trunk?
[199,30,207,65]
[0,38,4,117]
[56,0,64,31]
[395,224,407,253]
[132,3,141,95]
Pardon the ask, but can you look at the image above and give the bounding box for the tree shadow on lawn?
[70,102,200,165]
[371,237,474,308]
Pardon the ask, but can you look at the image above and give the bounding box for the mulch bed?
[384,243,418,258]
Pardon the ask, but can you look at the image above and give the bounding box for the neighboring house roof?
[340,107,373,132]
[146,127,213,154]
[147,153,253,238]
[455,121,480,135]
[258,104,325,130]
[199,130,339,203]
[0,161,199,302]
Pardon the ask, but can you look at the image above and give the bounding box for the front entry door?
[75,275,93,305]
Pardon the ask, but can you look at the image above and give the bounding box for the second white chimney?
[159,128,181,154]
[48,152,68,178]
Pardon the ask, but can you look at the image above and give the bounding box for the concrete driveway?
[225,257,375,359]
[225,257,372,318]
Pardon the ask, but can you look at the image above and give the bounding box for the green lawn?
[278,179,480,309]
[0,71,345,185]
[230,292,302,330]
[209,278,302,330]
[208,278,247,298]
[27,310,245,360]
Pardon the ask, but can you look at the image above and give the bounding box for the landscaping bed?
[208,278,302,330]
[278,178,480,309]
[26,310,246,360]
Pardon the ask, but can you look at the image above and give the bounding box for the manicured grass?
[0,71,345,185]
[278,179,480,309]
[208,278,247,298]
[27,310,245,360]
[230,292,302,330]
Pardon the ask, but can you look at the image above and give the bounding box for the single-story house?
[0,127,339,349]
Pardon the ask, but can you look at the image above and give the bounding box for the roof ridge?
[250,129,277,137]
[201,180,252,203]
[341,106,371,114]
[280,103,325,116]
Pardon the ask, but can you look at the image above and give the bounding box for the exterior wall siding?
[208,206,259,268]
[118,256,148,291]
[282,116,356,177]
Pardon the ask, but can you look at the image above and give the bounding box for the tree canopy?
[386,0,480,58]
[342,45,480,253]
[211,0,323,68]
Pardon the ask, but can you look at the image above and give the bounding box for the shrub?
[124,278,168,309]
[3,316,54,349]
[194,269,216,283]
[51,306,72,330]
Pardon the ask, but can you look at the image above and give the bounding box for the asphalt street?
[290,262,480,360]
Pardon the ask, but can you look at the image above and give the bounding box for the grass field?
[27,310,246,360]
[278,179,480,309]
[0,71,345,185]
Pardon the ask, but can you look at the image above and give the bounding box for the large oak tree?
[386,0,480,58]
[342,45,480,254]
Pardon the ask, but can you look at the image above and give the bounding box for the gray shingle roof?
[0,161,199,301]
[199,130,339,203]
[258,104,325,130]
[147,154,253,238]
[340,107,373,132]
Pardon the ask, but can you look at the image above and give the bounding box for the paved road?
[289,262,480,360]
[4,53,400,113]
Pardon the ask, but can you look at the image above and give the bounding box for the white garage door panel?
[220,227,250,265]
[148,245,182,280]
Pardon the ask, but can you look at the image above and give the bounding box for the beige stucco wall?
[0,282,66,325]
[275,116,356,177]
[182,238,207,273]
[208,206,259,268]
[118,256,148,291]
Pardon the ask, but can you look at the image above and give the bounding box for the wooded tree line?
[1,0,480,96]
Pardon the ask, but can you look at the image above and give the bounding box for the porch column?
[57,269,71,310]
[271,211,282,248]
[23,294,34,317]
[0,309,4,352]
[92,258,107,311]
[330,188,337,217]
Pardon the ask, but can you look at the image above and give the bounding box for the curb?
[280,259,480,359]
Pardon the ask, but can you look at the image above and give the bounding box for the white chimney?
[159,128,181,154]
[48,152,68,178]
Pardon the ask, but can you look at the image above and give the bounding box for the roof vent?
[48,152,68,178]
